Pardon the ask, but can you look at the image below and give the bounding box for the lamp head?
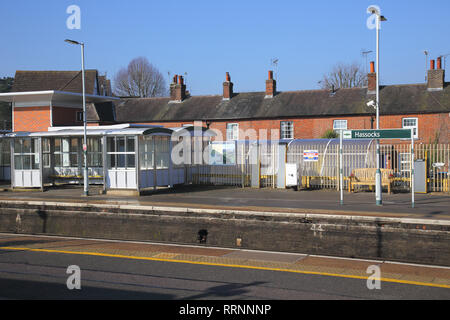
[65,39,82,45]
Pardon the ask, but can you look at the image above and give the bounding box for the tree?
[113,57,167,97]
[321,129,339,139]
[319,62,367,90]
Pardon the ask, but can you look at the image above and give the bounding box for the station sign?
[342,129,411,140]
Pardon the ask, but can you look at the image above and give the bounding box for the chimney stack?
[265,70,276,98]
[427,58,445,91]
[367,61,376,94]
[170,74,187,102]
[223,72,233,100]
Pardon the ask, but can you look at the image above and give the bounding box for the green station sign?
[342,129,412,139]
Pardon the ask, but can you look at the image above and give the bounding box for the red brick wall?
[13,106,51,132]
[136,113,449,143]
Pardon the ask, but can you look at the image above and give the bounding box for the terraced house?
[1,60,448,144]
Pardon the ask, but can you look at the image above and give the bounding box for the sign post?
[343,129,414,208]
[411,128,415,208]
[339,130,343,205]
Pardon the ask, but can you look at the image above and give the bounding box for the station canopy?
[4,123,216,138]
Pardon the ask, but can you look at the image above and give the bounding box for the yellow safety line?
[0,246,449,289]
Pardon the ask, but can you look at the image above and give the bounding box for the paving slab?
[0,185,449,220]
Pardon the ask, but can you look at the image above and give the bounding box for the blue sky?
[0,0,449,95]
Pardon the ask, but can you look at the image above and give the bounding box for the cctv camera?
[367,100,376,109]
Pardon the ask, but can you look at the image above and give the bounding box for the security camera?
[367,100,376,109]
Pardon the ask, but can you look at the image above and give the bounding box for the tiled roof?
[113,83,450,123]
[12,70,100,95]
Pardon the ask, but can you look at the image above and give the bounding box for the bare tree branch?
[113,57,168,97]
[320,62,367,90]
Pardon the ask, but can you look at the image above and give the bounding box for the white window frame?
[280,121,294,139]
[333,119,348,130]
[402,117,418,139]
[399,153,411,173]
[226,123,239,141]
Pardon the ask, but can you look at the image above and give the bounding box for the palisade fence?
[187,139,450,193]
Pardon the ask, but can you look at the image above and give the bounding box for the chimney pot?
[367,61,376,93]
[223,72,233,100]
[265,70,276,98]
[170,74,186,102]
[437,57,442,70]
[427,59,445,91]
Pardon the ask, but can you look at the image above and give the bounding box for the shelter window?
[0,139,10,167]
[138,136,170,170]
[107,136,136,169]
[154,136,170,169]
[13,138,39,170]
[87,138,103,167]
[54,138,78,167]
[42,138,51,168]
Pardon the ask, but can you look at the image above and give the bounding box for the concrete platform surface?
[0,185,448,220]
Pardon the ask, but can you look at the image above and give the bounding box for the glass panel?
[127,154,135,168]
[23,155,31,170]
[70,138,78,153]
[89,138,100,152]
[32,154,39,169]
[14,155,22,170]
[95,153,103,167]
[62,139,70,153]
[70,154,78,166]
[32,138,39,153]
[23,139,31,154]
[14,139,22,154]
[3,151,10,166]
[54,138,61,152]
[126,137,135,152]
[117,137,125,153]
[117,154,125,168]
[62,153,70,167]
[156,153,169,169]
[54,154,61,167]
[43,154,50,168]
[107,137,115,152]
[108,154,116,169]
[43,138,50,153]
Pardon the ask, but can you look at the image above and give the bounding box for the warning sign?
[303,150,319,162]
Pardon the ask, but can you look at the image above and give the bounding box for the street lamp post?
[368,7,387,206]
[65,39,89,196]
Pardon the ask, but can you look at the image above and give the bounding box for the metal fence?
[186,140,450,193]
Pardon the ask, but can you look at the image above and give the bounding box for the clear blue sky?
[1,0,449,95]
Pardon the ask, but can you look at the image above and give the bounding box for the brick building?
[1,70,115,132]
[0,61,449,144]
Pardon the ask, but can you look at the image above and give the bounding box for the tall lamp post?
[368,7,387,205]
[65,39,89,196]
